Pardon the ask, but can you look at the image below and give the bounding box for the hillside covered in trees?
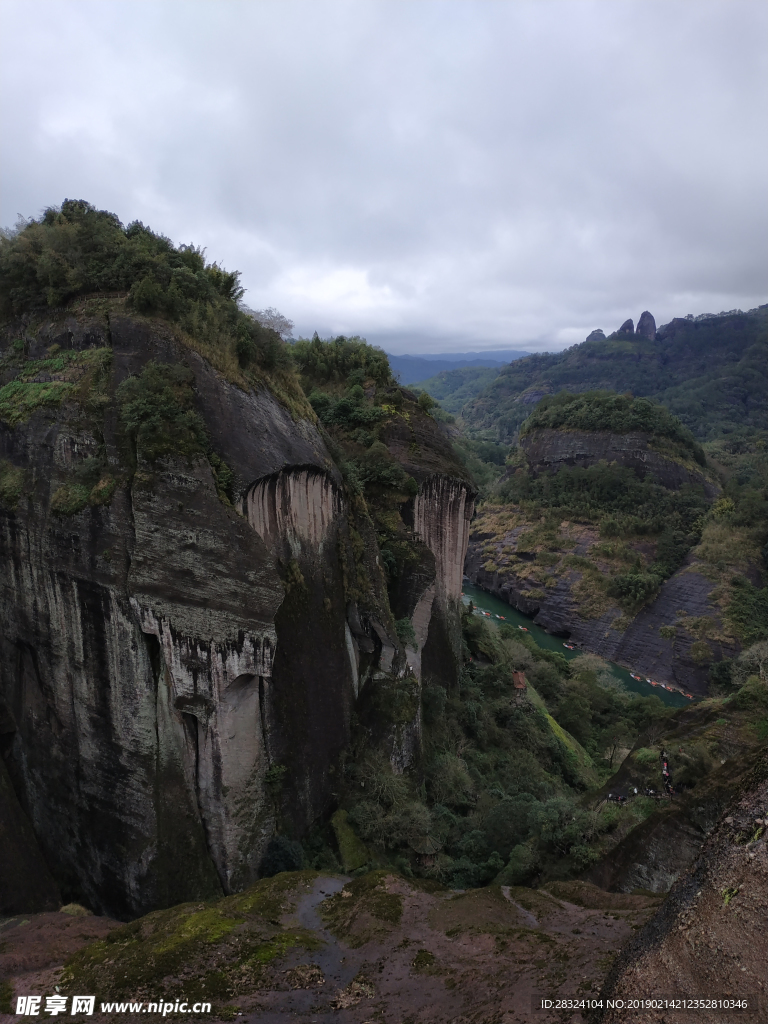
[446,306,768,442]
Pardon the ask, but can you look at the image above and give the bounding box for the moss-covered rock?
[320,870,403,948]
[331,809,369,872]
[60,872,323,1011]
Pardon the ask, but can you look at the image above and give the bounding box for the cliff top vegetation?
[520,390,706,467]
[292,333,394,390]
[0,199,291,378]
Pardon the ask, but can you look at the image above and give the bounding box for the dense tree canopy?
[0,199,287,371]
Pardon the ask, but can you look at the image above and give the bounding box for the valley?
[0,202,766,1022]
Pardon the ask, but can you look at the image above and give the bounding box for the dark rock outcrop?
[636,310,656,340]
[0,753,61,914]
[595,751,768,1022]
[0,312,472,916]
[617,318,634,335]
[585,329,606,342]
[520,427,716,495]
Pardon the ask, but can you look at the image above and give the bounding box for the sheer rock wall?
[0,315,352,916]
[245,468,343,553]
[0,314,475,916]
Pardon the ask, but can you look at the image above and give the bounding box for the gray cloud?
[2,0,766,351]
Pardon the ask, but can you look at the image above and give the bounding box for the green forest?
[422,306,768,442]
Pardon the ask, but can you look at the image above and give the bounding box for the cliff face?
[520,427,715,494]
[0,311,472,917]
[465,416,732,692]
[414,475,474,603]
[467,538,736,695]
[596,752,768,1023]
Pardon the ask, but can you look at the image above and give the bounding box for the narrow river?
[461,581,689,708]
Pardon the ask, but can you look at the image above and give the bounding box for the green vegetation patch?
[61,872,322,1008]
[49,457,119,516]
[89,474,117,505]
[726,577,768,646]
[331,809,370,872]
[410,948,440,973]
[521,390,706,466]
[0,379,73,425]
[0,460,26,508]
[50,482,91,516]
[0,347,112,426]
[117,360,208,462]
[633,747,660,766]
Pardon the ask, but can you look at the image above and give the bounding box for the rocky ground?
[596,752,768,1024]
[0,908,119,1014]
[0,874,663,1024]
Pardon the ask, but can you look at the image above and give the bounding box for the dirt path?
[501,886,539,927]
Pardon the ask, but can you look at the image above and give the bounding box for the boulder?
[585,329,606,342]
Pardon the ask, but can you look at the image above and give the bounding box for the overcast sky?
[2,0,766,353]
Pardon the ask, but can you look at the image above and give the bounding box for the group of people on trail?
[660,750,676,796]
[607,787,639,805]
[606,750,678,806]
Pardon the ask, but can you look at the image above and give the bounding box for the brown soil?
[0,876,664,1024]
[237,875,665,1024]
[0,908,121,1013]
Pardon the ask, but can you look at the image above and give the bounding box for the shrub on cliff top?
[0,200,288,373]
[293,333,393,389]
[1,200,238,311]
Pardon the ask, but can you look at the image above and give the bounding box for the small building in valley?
[512,671,528,704]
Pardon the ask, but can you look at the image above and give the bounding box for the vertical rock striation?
[414,475,475,603]
[0,315,356,915]
[0,312,476,915]
[245,468,343,554]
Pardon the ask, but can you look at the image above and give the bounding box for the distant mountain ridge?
[387,349,529,384]
[436,305,768,440]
